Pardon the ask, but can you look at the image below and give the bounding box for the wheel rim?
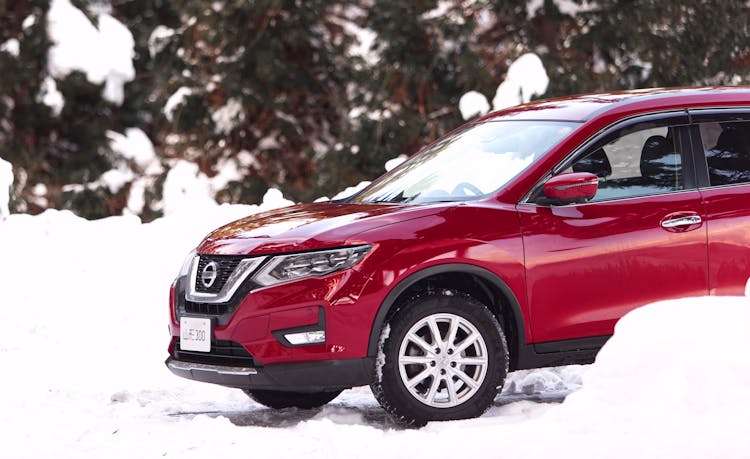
[397,312,489,408]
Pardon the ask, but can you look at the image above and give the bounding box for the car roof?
[479,86,750,123]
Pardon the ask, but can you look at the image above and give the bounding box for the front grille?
[195,256,243,294]
[174,339,257,367]
[184,300,231,316]
[175,257,261,326]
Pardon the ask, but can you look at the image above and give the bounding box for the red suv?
[167,87,750,426]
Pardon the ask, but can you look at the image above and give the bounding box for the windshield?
[350,120,579,204]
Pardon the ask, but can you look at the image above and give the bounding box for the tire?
[371,291,508,427]
[243,389,342,409]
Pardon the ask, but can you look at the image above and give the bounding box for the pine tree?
[317,0,496,195]
[478,0,750,97]
[3,0,750,221]
[576,0,750,89]
[0,0,141,219]
[1,1,55,214]
[136,0,360,204]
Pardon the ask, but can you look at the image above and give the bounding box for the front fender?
[364,262,528,358]
[349,203,529,358]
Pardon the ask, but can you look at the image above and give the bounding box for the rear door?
[689,109,750,295]
[517,112,709,345]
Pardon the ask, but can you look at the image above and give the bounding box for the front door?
[518,118,709,344]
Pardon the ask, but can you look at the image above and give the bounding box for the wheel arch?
[366,263,528,370]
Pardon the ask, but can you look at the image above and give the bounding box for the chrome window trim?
[186,256,266,304]
[516,187,701,208]
[698,181,750,191]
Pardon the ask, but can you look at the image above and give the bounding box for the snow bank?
[161,160,217,215]
[493,53,549,110]
[0,157,12,219]
[425,296,750,459]
[258,188,295,211]
[47,0,135,105]
[534,297,750,458]
[161,160,295,216]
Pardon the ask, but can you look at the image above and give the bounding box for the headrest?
[715,128,749,155]
[573,148,612,178]
[640,135,679,180]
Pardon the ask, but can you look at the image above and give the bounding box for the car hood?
[197,202,444,255]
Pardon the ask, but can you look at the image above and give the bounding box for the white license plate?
[180,317,212,352]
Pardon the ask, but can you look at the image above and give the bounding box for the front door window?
[571,126,684,202]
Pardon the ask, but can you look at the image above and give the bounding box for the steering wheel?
[451,182,483,197]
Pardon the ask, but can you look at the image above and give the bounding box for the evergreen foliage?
[1,0,750,219]
[130,0,359,204]
[0,0,136,218]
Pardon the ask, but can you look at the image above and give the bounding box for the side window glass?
[570,126,683,202]
[699,122,750,186]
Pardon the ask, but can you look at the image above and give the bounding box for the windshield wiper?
[366,191,416,204]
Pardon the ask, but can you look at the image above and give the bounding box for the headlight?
[253,245,371,287]
[177,249,197,278]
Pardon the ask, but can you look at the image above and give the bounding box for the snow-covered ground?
[1,200,749,458]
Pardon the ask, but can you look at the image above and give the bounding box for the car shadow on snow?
[169,390,570,430]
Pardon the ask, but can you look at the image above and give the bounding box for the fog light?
[284,330,326,345]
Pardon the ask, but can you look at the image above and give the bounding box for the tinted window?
[699,122,750,186]
[570,126,683,202]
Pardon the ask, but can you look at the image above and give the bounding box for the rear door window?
[698,122,750,186]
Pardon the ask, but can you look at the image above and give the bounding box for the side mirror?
[543,172,598,204]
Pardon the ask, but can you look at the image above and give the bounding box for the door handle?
[661,215,702,228]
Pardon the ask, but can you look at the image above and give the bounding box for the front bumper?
[165,356,374,392]
[170,265,377,365]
